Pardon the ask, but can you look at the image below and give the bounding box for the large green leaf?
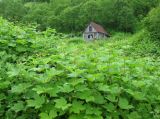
[118,97,134,110]
[105,94,117,102]
[11,83,31,94]
[32,85,58,97]
[127,112,141,119]
[58,83,74,93]
[75,90,95,102]
[0,81,11,89]
[7,68,20,77]
[10,101,25,112]
[27,95,45,109]
[85,104,102,116]
[40,109,57,119]
[69,114,84,119]
[70,100,85,114]
[54,97,71,110]
[103,103,115,112]
[39,113,52,119]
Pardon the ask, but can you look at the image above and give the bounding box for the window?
[88,34,93,39]
[89,26,92,31]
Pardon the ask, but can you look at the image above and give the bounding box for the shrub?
[144,7,160,40]
[128,30,160,56]
[0,18,35,54]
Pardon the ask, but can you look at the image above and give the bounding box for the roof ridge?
[90,22,108,34]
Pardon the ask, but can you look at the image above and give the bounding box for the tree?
[80,0,101,25]
[0,0,27,21]
[132,0,160,20]
[100,0,136,32]
[144,7,160,40]
[113,0,136,32]
[23,3,50,30]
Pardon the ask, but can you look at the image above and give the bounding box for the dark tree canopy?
[0,0,159,33]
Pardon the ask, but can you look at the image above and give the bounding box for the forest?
[0,0,160,119]
[0,0,159,33]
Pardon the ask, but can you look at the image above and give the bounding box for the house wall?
[83,24,107,40]
[84,24,97,33]
[83,32,107,40]
[97,33,106,39]
[83,33,95,40]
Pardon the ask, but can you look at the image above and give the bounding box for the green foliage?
[128,30,160,56]
[102,0,136,32]
[0,18,160,119]
[0,17,34,54]
[118,97,133,109]
[23,3,50,30]
[1,0,159,32]
[132,0,160,19]
[144,7,160,40]
[0,0,26,21]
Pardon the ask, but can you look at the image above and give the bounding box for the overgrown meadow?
[0,18,160,119]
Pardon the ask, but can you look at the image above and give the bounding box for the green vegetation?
[0,0,160,119]
[0,18,160,119]
[0,18,34,53]
[0,0,159,32]
[144,7,160,40]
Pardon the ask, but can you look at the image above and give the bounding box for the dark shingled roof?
[90,22,108,35]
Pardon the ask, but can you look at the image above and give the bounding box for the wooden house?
[83,22,109,40]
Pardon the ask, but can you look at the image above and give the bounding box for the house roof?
[90,22,108,35]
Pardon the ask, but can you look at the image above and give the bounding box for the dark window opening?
[89,26,92,31]
[88,34,93,39]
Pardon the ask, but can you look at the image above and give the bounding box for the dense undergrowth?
[0,18,160,119]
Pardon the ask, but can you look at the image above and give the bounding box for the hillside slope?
[0,18,160,119]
